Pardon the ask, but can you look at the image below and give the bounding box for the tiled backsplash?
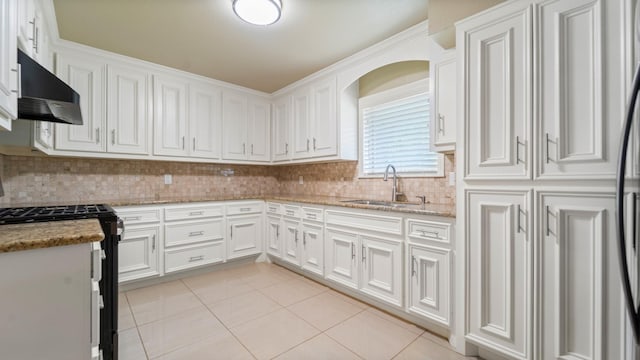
[275,154,455,205]
[0,154,455,207]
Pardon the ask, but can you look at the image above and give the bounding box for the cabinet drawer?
[302,207,323,222]
[266,202,282,215]
[407,219,450,244]
[282,204,301,218]
[326,210,402,235]
[164,241,224,273]
[226,202,264,216]
[164,204,224,221]
[116,207,161,225]
[165,219,224,247]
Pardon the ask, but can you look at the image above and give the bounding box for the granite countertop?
[0,219,105,253]
[106,194,455,218]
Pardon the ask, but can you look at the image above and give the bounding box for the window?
[358,79,443,177]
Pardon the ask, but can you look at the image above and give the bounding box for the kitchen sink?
[340,199,414,208]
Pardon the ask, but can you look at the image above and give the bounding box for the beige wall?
[0,154,455,211]
[428,0,505,34]
[358,61,429,97]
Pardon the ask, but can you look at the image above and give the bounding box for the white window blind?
[361,91,439,176]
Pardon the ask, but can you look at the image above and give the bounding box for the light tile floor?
[119,262,478,360]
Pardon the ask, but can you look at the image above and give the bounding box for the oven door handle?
[117,218,125,238]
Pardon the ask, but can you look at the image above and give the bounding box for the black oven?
[0,204,121,360]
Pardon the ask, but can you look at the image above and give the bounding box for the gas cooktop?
[0,204,115,224]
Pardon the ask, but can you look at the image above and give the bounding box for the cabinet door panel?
[301,222,323,276]
[119,225,160,282]
[433,54,457,149]
[153,74,187,156]
[325,228,358,289]
[222,91,248,160]
[292,88,311,159]
[540,193,620,360]
[227,214,262,259]
[55,53,106,152]
[282,218,300,266]
[360,235,402,307]
[408,245,450,326]
[248,98,270,161]
[107,64,149,154]
[272,96,291,161]
[266,216,282,258]
[311,78,337,157]
[538,0,613,179]
[0,0,17,130]
[466,190,531,359]
[189,83,221,159]
[464,4,531,179]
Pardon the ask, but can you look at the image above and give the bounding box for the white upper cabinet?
[537,0,615,179]
[153,74,188,157]
[431,51,456,153]
[272,95,291,162]
[310,77,337,157]
[55,52,106,152]
[292,86,311,159]
[460,1,532,180]
[248,97,270,161]
[107,63,149,155]
[222,90,248,160]
[0,0,18,131]
[222,91,270,162]
[189,82,221,159]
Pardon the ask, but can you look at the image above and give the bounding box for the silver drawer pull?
[124,216,141,221]
[286,210,295,215]
[240,207,251,212]
[189,231,204,237]
[189,211,204,216]
[307,213,317,219]
[419,229,440,237]
[189,255,205,262]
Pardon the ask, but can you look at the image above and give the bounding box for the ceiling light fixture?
[232,0,282,26]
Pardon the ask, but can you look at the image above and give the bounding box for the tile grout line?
[123,292,152,360]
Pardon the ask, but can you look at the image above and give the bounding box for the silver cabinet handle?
[515,136,522,164]
[307,213,317,219]
[240,207,251,212]
[193,137,196,151]
[33,24,39,53]
[286,210,295,216]
[351,242,355,259]
[251,144,254,155]
[419,229,440,237]
[303,231,307,246]
[545,205,551,236]
[243,143,246,154]
[313,137,316,150]
[285,143,289,154]
[276,224,280,238]
[516,204,521,233]
[28,18,37,52]
[189,211,203,216]
[182,136,185,149]
[545,133,551,164]
[411,255,417,276]
[189,255,204,262]
[10,65,21,97]
[96,128,100,144]
[306,139,310,151]
[230,226,233,239]
[295,229,298,244]
[152,234,156,251]
[362,244,366,262]
[189,231,204,237]
[111,129,116,145]
[438,114,445,135]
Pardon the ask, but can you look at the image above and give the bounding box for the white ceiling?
[52,0,430,93]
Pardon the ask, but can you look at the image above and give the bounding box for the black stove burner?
[0,204,114,224]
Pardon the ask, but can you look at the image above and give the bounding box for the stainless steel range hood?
[17,49,83,125]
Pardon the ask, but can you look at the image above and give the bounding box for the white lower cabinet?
[360,234,403,307]
[115,206,162,282]
[466,190,531,359]
[227,214,263,259]
[278,205,324,276]
[119,225,160,282]
[325,227,359,289]
[266,215,282,258]
[282,216,301,266]
[300,221,324,276]
[407,244,451,327]
[539,192,621,360]
[165,241,225,273]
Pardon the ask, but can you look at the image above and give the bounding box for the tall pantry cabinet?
[456,0,628,359]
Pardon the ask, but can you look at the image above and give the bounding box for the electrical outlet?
[164,174,172,185]
[448,172,455,186]
[299,176,304,185]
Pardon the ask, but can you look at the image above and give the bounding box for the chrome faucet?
[383,164,401,202]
